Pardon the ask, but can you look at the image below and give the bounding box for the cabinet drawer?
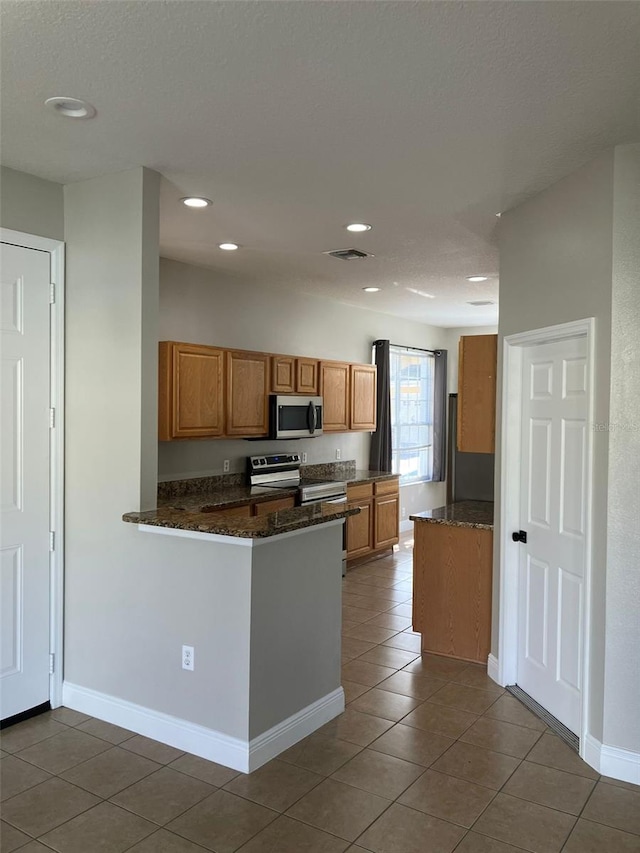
[374,478,399,496]
[254,496,296,515]
[347,482,374,501]
[215,504,252,518]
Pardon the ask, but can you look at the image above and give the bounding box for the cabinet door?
[271,356,295,393]
[346,498,374,558]
[226,350,269,436]
[457,334,497,453]
[216,504,252,518]
[296,358,319,395]
[374,493,399,549]
[350,364,377,430]
[254,496,296,515]
[320,361,350,431]
[159,342,225,440]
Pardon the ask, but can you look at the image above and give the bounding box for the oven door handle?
[324,495,347,505]
[307,401,316,435]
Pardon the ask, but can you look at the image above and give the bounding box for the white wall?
[0,165,64,240]
[604,144,640,753]
[158,257,468,518]
[498,150,616,747]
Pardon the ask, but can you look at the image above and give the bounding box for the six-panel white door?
[1,242,51,719]
[517,335,588,734]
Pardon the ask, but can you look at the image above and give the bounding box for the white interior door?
[1,242,51,719]
[517,335,588,735]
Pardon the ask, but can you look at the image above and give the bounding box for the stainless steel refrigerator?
[446,394,495,503]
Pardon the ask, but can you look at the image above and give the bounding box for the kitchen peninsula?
[122,490,358,773]
[411,500,494,664]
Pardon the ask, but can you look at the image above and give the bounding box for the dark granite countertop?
[410,500,494,530]
[128,461,395,538]
[123,502,359,539]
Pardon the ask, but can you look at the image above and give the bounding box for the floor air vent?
[323,248,373,260]
[506,685,579,752]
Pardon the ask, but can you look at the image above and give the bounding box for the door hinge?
[512,530,528,544]
[49,653,55,675]
[49,531,55,551]
[49,408,55,428]
[50,282,56,304]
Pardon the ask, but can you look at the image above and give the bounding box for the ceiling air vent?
[323,248,373,260]
[467,300,495,307]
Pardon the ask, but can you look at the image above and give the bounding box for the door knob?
[512,530,527,543]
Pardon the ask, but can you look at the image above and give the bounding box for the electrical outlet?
[335,448,341,460]
[223,460,230,473]
[182,645,194,671]
[302,452,308,463]
[402,506,407,518]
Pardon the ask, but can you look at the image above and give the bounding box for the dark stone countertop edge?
[122,505,359,539]
[410,500,494,530]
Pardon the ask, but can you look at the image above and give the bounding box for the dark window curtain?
[432,349,448,481]
[369,340,392,472]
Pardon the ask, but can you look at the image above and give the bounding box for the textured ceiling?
[1,1,639,326]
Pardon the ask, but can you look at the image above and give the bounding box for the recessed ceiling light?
[362,287,380,292]
[346,223,372,233]
[406,288,436,299]
[45,96,96,119]
[467,276,488,282]
[181,197,212,208]
[218,242,239,251]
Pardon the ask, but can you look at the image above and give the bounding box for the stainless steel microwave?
[269,395,323,439]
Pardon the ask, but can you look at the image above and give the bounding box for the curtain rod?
[373,340,444,356]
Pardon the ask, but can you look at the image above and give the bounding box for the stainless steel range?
[247,453,347,506]
[247,453,348,574]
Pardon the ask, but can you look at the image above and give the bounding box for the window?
[389,345,435,483]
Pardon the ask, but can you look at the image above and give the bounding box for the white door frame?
[496,317,595,757]
[1,227,65,710]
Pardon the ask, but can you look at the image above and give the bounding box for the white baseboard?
[487,654,502,686]
[583,733,640,785]
[249,687,344,770]
[63,682,344,774]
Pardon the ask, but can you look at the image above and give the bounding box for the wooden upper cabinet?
[271,355,319,395]
[158,342,224,440]
[271,356,295,393]
[457,334,498,453]
[350,364,377,431]
[226,350,269,436]
[296,358,319,395]
[320,361,350,432]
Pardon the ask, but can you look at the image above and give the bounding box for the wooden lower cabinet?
[346,478,399,562]
[216,504,253,518]
[346,497,374,559]
[254,496,296,515]
[412,522,493,663]
[374,493,400,549]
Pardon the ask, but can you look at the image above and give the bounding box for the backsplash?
[302,460,357,479]
[158,472,244,500]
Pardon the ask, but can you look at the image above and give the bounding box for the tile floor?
[1,533,639,853]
